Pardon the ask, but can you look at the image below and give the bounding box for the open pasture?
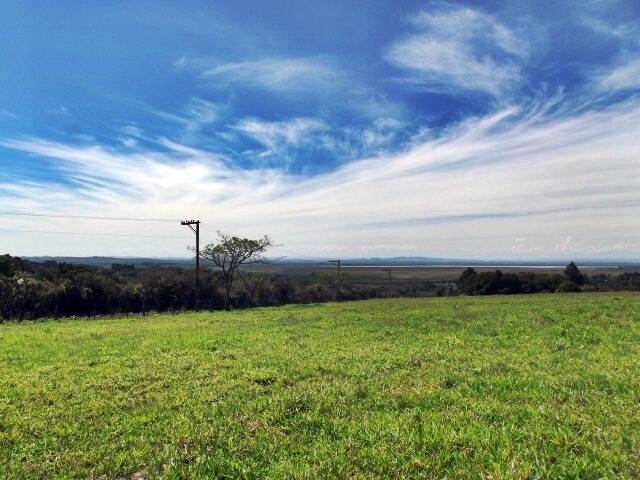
[1,293,639,479]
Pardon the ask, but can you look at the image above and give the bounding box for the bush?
[0,255,24,277]
[556,281,581,293]
[457,268,477,294]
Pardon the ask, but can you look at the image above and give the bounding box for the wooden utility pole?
[328,259,342,297]
[181,219,200,310]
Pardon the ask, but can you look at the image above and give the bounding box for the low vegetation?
[457,261,590,295]
[1,253,640,320]
[1,293,639,478]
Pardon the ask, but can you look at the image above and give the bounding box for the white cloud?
[1,94,639,259]
[595,56,640,92]
[410,7,528,57]
[233,117,328,155]
[119,137,137,148]
[152,97,222,134]
[173,55,411,142]
[554,235,639,255]
[386,3,527,96]
[182,97,221,126]
[230,116,408,164]
[583,15,640,93]
[0,109,18,120]
[582,17,640,42]
[179,56,341,93]
[554,236,574,252]
[120,124,143,137]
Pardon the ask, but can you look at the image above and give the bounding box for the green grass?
[1,293,639,479]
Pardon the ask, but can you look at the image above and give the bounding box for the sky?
[0,0,639,260]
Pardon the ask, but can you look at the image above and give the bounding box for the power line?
[0,228,190,239]
[0,211,181,222]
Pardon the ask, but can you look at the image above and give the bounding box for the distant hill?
[25,256,192,268]
[342,257,640,267]
[24,255,640,268]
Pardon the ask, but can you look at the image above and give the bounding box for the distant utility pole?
[328,259,342,297]
[387,268,392,298]
[328,259,342,274]
[181,219,201,310]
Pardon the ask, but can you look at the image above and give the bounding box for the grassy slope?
[1,293,639,479]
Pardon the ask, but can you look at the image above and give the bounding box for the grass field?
[1,293,639,479]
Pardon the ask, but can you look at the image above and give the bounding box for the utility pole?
[181,219,200,310]
[328,259,342,298]
[387,268,392,298]
[328,259,342,274]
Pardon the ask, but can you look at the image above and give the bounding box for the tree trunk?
[224,282,231,311]
[224,270,234,311]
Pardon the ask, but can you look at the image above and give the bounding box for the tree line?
[456,261,640,295]
[0,253,395,321]
[1,249,639,321]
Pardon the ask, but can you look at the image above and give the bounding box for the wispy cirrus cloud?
[583,15,640,93]
[171,54,413,159]
[176,55,341,93]
[233,117,328,153]
[595,56,640,92]
[150,97,223,137]
[2,0,639,261]
[1,92,639,259]
[230,115,411,168]
[385,2,528,97]
[582,16,640,41]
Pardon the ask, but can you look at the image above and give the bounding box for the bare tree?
[201,232,275,310]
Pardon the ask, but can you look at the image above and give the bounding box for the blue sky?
[0,0,639,259]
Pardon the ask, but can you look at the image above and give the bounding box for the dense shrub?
[556,281,581,293]
[456,262,603,296]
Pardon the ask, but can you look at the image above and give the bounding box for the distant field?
[1,294,639,479]
[248,262,639,287]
